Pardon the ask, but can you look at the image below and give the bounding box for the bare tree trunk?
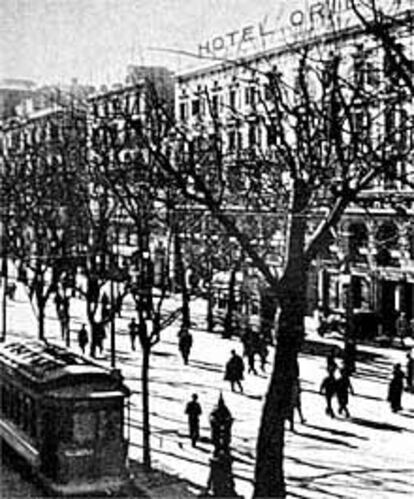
[207,285,214,332]
[254,290,304,497]
[89,321,98,357]
[223,266,236,338]
[142,338,151,469]
[38,300,46,341]
[175,234,190,329]
[254,192,307,497]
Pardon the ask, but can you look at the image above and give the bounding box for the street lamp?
[341,262,356,374]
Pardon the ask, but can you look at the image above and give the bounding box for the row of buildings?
[1,1,414,338]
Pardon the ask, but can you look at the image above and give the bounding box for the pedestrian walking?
[178,330,193,365]
[78,324,88,354]
[326,346,338,375]
[406,351,414,391]
[242,327,259,375]
[185,394,202,447]
[387,363,405,412]
[320,371,337,417]
[95,323,106,355]
[128,318,139,351]
[336,368,354,417]
[395,312,409,347]
[287,374,306,431]
[6,282,17,300]
[258,341,269,373]
[224,350,245,393]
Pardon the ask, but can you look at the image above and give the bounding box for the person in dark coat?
[258,341,269,373]
[396,312,409,347]
[388,363,405,412]
[286,375,306,431]
[128,318,139,351]
[95,322,106,354]
[78,324,88,354]
[185,394,202,447]
[326,346,338,375]
[224,350,245,393]
[241,327,259,375]
[336,368,354,417]
[179,331,193,365]
[320,371,337,417]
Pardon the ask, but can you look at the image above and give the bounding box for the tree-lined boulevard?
[1,279,414,498]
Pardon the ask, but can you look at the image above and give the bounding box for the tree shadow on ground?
[289,463,414,498]
[189,359,224,374]
[400,409,414,419]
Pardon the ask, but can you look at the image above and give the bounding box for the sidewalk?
[2,281,414,498]
[127,461,202,498]
[0,281,200,499]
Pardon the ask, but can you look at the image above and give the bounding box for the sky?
[0,0,294,87]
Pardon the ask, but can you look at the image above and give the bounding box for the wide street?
[2,281,414,498]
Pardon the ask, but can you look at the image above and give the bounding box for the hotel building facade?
[175,0,414,338]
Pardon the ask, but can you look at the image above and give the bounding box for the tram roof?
[0,340,111,384]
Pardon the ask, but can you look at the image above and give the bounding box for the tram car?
[0,339,130,495]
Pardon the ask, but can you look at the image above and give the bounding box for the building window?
[237,131,243,150]
[211,94,219,116]
[179,102,188,121]
[266,123,277,146]
[248,123,256,147]
[191,99,200,117]
[348,223,368,263]
[229,88,237,110]
[245,85,257,107]
[228,130,236,151]
[376,222,399,267]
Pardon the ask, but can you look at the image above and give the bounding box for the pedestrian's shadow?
[292,430,358,448]
[349,416,412,432]
[304,423,368,440]
[152,350,175,358]
[396,409,414,419]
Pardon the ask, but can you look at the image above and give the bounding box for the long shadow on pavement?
[304,423,368,440]
[292,430,358,449]
[349,416,413,432]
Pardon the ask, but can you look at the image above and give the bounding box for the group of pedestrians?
[240,327,269,375]
[320,348,355,418]
[77,322,106,354]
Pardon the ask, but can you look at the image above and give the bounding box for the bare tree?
[144,35,413,496]
[88,78,183,468]
[1,104,88,341]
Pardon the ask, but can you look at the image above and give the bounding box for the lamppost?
[207,394,238,497]
[329,243,357,373]
[108,230,121,371]
[342,261,356,374]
